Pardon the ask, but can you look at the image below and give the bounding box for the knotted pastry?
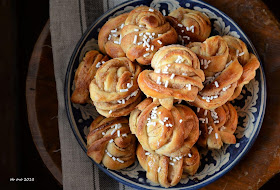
[120,6,178,65]
[71,50,109,104]
[187,36,243,109]
[230,54,260,100]
[129,98,199,157]
[138,45,205,110]
[137,144,200,188]
[196,102,238,149]
[89,57,142,117]
[87,116,136,170]
[166,7,211,44]
[222,35,260,100]
[223,35,250,65]
[187,36,229,77]
[98,13,129,58]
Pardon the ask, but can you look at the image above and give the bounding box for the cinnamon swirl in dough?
[138,45,205,110]
[129,98,199,157]
[187,36,243,109]
[120,6,178,65]
[196,102,238,149]
[167,7,211,44]
[87,116,136,170]
[98,13,129,58]
[89,57,142,117]
[71,50,109,104]
[137,144,200,188]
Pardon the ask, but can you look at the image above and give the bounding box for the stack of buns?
[71,5,260,188]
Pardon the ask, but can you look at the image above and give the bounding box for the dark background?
[0,0,279,189]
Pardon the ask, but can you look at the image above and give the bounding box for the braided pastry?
[196,102,238,149]
[89,57,142,117]
[87,116,136,170]
[187,36,243,109]
[120,6,178,65]
[137,144,200,188]
[98,13,129,58]
[222,35,260,100]
[129,98,199,157]
[71,50,109,104]
[166,7,211,44]
[138,45,205,110]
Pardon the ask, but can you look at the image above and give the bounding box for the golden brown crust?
[230,53,260,100]
[182,147,200,177]
[138,45,205,110]
[188,36,243,109]
[87,116,136,170]
[167,7,211,43]
[223,35,250,66]
[130,98,199,157]
[120,6,178,65]
[196,102,237,149]
[137,144,200,188]
[89,57,142,117]
[98,13,129,58]
[71,50,109,104]
[187,36,229,77]
[192,59,242,109]
[222,36,260,100]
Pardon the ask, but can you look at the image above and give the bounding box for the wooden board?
[26,0,280,188]
[26,20,62,185]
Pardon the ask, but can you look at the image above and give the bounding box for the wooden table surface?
[26,0,280,189]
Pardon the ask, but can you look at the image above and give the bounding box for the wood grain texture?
[26,20,62,185]
[26,0,280,188]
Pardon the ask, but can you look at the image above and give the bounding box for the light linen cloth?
[50,0,135,189]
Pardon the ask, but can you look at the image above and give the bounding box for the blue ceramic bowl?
[65,0,266,189]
